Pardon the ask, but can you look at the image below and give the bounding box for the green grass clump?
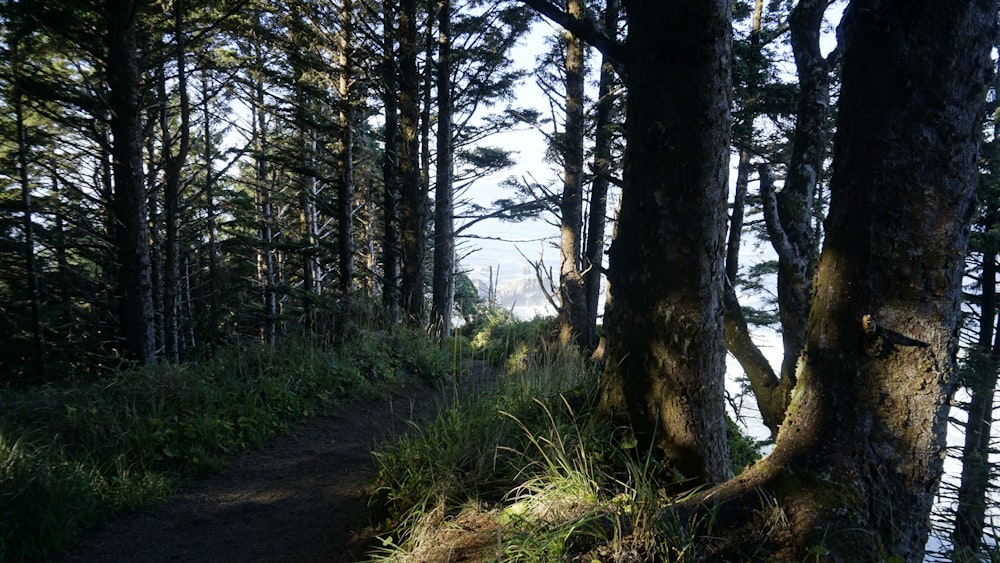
[0,323,450,562]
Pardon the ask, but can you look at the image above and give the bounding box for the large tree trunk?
[107,0,155,364]
[557,0,588,349]
[430,0,453,342]
[700,3,994,560]
[398,0,426,325]
[599,1,733,485]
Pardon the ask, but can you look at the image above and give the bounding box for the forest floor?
[44,360,499,563]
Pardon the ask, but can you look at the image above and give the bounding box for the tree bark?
[599,1,733,485]
[107,0,155,364]
[556,0,587,350]
[430,0,453,342]
[381,0,402,323]
[699,3,995,559]
[582,0,617,356]
[337,0,356,297]
[398,0,426,325]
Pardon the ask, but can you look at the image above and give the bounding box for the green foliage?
[369,317,766,562]
[463,308,558,370]
[0,323,450,561]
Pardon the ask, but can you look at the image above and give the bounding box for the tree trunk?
[200,68,220,341]
[160,0,191,362]
[107,0,156,364]
[557,0,587,349]
[952,233,999,559]
[700,3,994,559]
[381,0,402,323]
[10,3,47,379]
[337,0,356,297]
[582,0,617,356]
[250,17,276,345]
[398,0,426,325]
[952,116,1000,556]
[430,0,453,342]
[599,1,733,485]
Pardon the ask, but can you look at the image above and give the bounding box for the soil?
[45,361,499,563]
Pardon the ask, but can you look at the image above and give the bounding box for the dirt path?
[46,362,496,563]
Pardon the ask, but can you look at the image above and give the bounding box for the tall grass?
[368,314,765,562]
[0,321,450,562]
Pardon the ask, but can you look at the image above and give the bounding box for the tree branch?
[518,0,627,78]
[758,163,798,267]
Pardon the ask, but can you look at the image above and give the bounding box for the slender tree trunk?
[557,0,587,349]
[337,0,356,297]
[701,4,994,559]
[381,0,402,323]
[10,4,47,379]
[583,0,618,355]
[599,0,733,485]
[398,0,426,325]
[430,0,453,342]
[200,69,220,340]
[953,229,999,559]
[251,18,276,345]
[107,0,156,364]
[159,0,191,362]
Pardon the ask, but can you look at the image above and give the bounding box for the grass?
[0,320,451,562]
[367,314,766,562]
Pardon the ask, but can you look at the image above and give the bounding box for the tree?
[6,0,47,378]
[701,2,995,558]
[951,51,1000,557]
[582,0,620,356]
[523,0,994,557]
[429,0,455,342]
[594,0,735,485]
[107,0,156,364]
[555,0,587,349]
[398,0,426,325]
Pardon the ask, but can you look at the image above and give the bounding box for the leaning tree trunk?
[107,0,155,364]
[599,0,733,485]
[699,3,994,560]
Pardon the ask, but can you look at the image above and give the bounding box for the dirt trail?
[46,362,496,563]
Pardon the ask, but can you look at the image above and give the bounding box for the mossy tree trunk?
[599,0,733,485]
[701,3,994,559]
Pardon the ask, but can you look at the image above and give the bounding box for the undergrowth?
[0,320,450,562]
[368,314,765,562]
